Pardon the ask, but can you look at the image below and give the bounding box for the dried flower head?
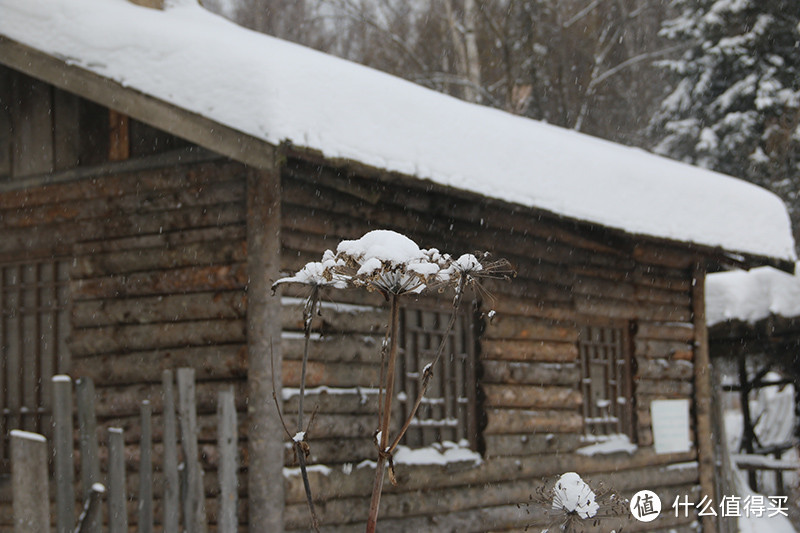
[523,473,630,532]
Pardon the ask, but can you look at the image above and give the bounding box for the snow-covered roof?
[0,0,795,262]
[707,263,800,326]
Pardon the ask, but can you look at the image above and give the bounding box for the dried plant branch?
[270,339,321,533]
[366,292,402,533]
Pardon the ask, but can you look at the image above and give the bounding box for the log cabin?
[0,0,796,531]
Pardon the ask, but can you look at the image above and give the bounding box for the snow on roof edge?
[707,262,800,326]
[0,0,795,262]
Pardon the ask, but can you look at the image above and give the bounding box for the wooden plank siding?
[277,156,702,532]
[0,157,251,531]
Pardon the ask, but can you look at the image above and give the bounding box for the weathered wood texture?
[0,156,251,529]
[276,157,705,532]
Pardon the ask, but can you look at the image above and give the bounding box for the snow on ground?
[0,0,794,261]
[707,262,800,325]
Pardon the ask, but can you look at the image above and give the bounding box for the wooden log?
[138,401,153,533]
[246,166,285,532]
[177,368,208,533]
[483,315,577,342]
[484,408,583,434]
[0,159,246,211]
[481,360,579,386]
[482,384,582,409]
[72,291,246,328]
[74,224,246,256]
[482,339,579,363]
[282,360,381,389]
[72,239,246,278]
[52,375,74,533]
[161,371,180,533]
[71,344,247,387]
[217,388,238,533]
[108,428,128,533]
[635,339,694,360]
[69,318,246,357]
[282,334,384,364]
[11,430,50,533]
[483,433,585,458]
[76,377,102,533]
[692,265,717,533]
[71,263,248,301]
[636,379,693,397]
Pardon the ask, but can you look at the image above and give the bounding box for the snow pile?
[551,472,599,519]
[706,263,800,325]
[575,434,637,456]
[0,0,794,261]
[392,440,482,467]
[274,229,491,297]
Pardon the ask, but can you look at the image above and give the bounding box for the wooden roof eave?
[0,36,278,171]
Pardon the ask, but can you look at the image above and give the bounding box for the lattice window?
[396,304,479,449]
[0,259,71,470]
[579,323,635,440]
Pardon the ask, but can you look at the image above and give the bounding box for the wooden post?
[76,377,102,533]
[246,165,284,532]
[53,375,75,533]
[11,430,50,533]
[139,401,153,533]
[218,387,238,533]
[161,370,180,532]
[177,368,208,533]
[692,264,718,533]
[108,428,128,533]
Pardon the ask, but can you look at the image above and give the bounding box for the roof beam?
[0,36,276,170]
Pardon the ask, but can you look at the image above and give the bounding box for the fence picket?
[11,430,50,533]
[53,375,75,533]
[139,400,153,533]
[218,387,238,533]
[108,427,128,533]
[162,369,180,532]
[76,377,102,533]
[177,367,208,533]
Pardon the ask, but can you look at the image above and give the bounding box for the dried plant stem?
[366,293,401,533]
[270,325,321,533]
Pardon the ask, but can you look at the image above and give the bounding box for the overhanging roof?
[0,0,795,267]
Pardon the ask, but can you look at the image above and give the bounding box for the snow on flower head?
[337,230,427,266]
[272,260,347,290]
[335,230,443,295]
[552,472,599,519]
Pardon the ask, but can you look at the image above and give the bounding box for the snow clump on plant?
[273,229,507,298]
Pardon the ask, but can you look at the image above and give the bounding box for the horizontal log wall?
[0,158,250,531]
[279,157,702,532]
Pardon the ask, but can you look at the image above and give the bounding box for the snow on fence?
[9,369,238,533]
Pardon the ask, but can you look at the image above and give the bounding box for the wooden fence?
[10,368,239,532]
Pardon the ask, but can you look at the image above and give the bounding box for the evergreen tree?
[650,0,800,242]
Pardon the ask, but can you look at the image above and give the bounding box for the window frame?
[0,257,71,471]
[578,320,636,441]
[395,301,481,450]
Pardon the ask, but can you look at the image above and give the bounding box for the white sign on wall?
[650,399,691,455]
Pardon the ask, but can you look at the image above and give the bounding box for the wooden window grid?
[579,323,636,440]
[396,304,479,449]
[0,259,71,470]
